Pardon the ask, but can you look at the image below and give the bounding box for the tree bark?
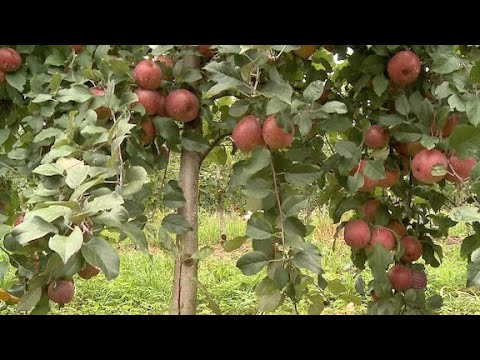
[170,118,203,315]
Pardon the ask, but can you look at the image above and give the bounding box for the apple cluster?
[232,115,295,152]
[342,49,476,302]
[12,212,101,306]
[72,45,203,147]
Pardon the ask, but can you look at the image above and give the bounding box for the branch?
[200,133,231,161]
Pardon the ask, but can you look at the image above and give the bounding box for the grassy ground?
[1,212,480,315]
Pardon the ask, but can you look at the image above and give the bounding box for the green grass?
[1,211,479,315]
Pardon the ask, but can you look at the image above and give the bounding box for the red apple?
[343,219,371,249]
[0,47,22,72]
[364,125,390,149]
[360,199,379,222]
[78,263,101,280]
[165,89,200,123]
[411,270,427,289]
[386,220,406,238]
[91,87,111,121]
[387,50,421,87]
[232,115,265,152]
[388,264,412,292]
[431,114,459,138]
[401,236,422,262]
[294,45,317,59]
[48,280,75,304]
[133,60,163,90]
[350,160,378,192]
[445,154,475,183]
[134,88,164,116]
[369,227,396,251]
[411,149,449,184]
[70,45,84,54]
[378,168,400,188]
[140,118,156,146]
[262,115,294,150]
[198,45,214,58]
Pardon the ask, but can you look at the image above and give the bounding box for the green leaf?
[0,261,8,281]
[431,53,462,74]
[237,251,270,276]
[48,227,83,264]
[321,101,348,114]
[260,79,293,105]
[6,71,26,92]
[246,216,273,240]
[123,166,149,197]
[391,124,422,142]
[192,246,213,260]
[461,234,480,259]
[266,97,288,115]
[181,131,210,153]
[426,295,443,310]
[17,286,42,312]
[256,277,283,312]
[25,205,72,223]
[434,81,455,99]
[334,140,360,159]
[12,216,59,245]
[84,192,124,215]
[120,223,148,252]
[367,244,393,276]
[163,180,186,208]
[229,100,250,117]
[320,115,352,132]
[347,173,364,193]
[34,128,64,143]
[222,235,248,252]
[372,74,388,97]
[283,196,308,218]
[395,94,410,116]
[32,163,64,176]
[361,55,385,75]
[192,277,223,315]
[449,125,480,159]
[242,178,271,199]
[204,61,250,97]
[467,248,480,288]
[285,164,322,186]
[152,117,179,145]
[364,160,386,180]
[377,114,404,127]
[450,206,480,223]
[65,162,88,189]
[303,80,325,102]
[308,295,325,315]
[56,86,93,103]
[326,279,347,295]
[162,214,192,235]
[467,97,480,126]
[243,147,271,177]
[81,237,120,280]
[291,249,322,274]
[448,94,466,112]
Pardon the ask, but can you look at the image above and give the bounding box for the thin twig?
[270,155,287,260]
[111,110,124,186]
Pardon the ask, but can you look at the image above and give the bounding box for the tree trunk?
[216,165,226,242]
[170,119,203,315]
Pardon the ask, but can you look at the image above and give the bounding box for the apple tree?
[1,44,479,315]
